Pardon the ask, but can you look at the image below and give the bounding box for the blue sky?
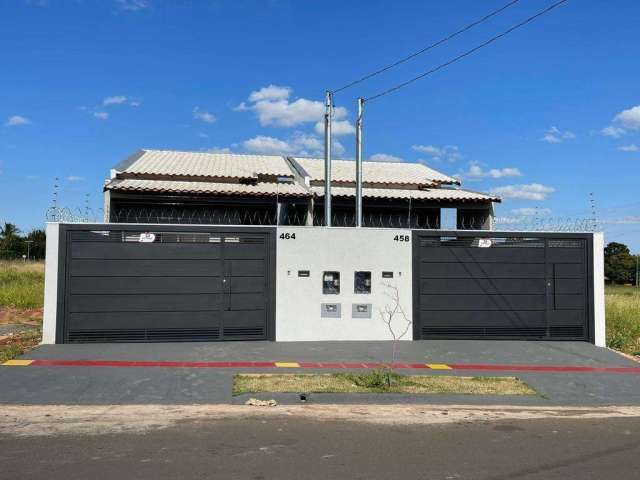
[1,0,639,251]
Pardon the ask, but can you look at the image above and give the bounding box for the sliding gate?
[56,224,276,343]
[413,232,594,341]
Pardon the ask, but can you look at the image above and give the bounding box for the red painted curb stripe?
[23,359,640,373]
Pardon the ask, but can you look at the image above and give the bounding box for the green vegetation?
[606,285,640,355]
[605,242,638,285]
[0,261,45,309]
[0,223,46,261]
[233,372,536,396]
[0,328,41,363]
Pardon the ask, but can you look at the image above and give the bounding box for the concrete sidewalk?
[1,340,639,406]
[19,339,634,366]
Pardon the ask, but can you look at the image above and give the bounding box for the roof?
[106,149,498,203]
[106,178,310,197]
[311,186,500,203]
[114,149,294,180]
[292,157,459,187]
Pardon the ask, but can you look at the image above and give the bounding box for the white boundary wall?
[40,223,606,345]
[275,227,413,341]
[42,222,59,344]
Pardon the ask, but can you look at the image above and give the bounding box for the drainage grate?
[422,326,547,338]
[222,327,265,338]
[68,328,221,343]
[549,325,584,338]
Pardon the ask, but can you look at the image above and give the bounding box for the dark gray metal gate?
[56,224,276,343]
[412,231,594,342]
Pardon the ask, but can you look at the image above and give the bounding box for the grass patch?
[0,261,45,309]
[233,372,536,396]
[0,327,41,363]
[606,285,640,355]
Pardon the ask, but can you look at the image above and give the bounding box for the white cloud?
[489,183,555,201]
[240,132,342,157]
[103,95,127,106]
[618,144,639,152]
[412,144,461,162]
[290,132,322,152]
[541,126,576,144]
[4,115,31,127]
[331,139,345,156]
[488,167,521,178]
[314,119,355,136]
[463,163,522,179]
[511,207,551,216]
[237,85,348,128]
[206,147,232,154]
[198,132,209,138]
[368,153,404,163]
[600,125,626,138]
[93,111,109,120]
[115,0,150,11]
[614,105,640,130]
[248,85,291,103]
[193,107,216,123]
[256,98,332,127]
[67,175,83,182]
[600,216,640,225]
[242,135,294,155]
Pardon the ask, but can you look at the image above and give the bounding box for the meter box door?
[323,271,340,294]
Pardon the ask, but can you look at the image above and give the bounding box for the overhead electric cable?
[332,0,522,94]
[365,0,569,102]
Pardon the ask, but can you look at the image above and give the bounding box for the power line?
[365,0,569,102]
[332,0,522,94]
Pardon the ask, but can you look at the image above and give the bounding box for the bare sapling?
[378,282,412,387]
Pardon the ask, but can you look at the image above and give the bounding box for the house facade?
[104,149,500,229]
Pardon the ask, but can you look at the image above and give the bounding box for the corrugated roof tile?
[292,157,458,186]
[106,178,310,197]
[117,149,294,179]
[311,185,500,202]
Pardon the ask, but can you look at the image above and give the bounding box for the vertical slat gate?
[413,232,590,341]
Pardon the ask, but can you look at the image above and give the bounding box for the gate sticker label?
[478,238,492,248]
[139,232,156,243]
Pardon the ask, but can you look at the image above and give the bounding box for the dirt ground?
[3,404,640,438]
[0,307,43,326]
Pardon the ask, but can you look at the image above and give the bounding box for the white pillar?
[592,232,606,347]
[42,222,60,344]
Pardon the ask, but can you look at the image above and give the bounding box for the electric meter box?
[352,303,372,318]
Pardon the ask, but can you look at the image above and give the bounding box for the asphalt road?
[3,416,640,479]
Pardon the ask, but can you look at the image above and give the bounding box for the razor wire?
[93,204,598,232]
[46,206,104,223]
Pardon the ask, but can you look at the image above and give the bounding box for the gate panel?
[59,226,274,343]
[413,233,591,341]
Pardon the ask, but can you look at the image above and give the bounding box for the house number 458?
[393,235,410,242]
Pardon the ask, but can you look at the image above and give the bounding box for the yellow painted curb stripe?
[426,363,452,370]
[275,362,300,368]
[2,359,34,366]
